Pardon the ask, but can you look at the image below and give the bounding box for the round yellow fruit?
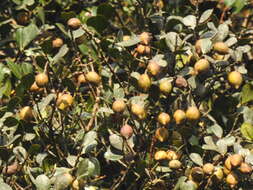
[35,73,49,87]
[169,160,182,169]
[155,127,169,142]
[85,71,101,85]
[228,71,243,89]
[77,74,86,84]
[52,38,63,48]
[131,104,146,120]
[194,59,210,74]
[147,60,161,76]
[57,93,74,110]
[226,172,238,187]
[139,32,151,45]
[159,80,172,95]
[173,109,186,124]
[213,42,229,54]
[203,163,214,175]
[154,150,167,161]
[186,106,200,121]
[138,74,151,91]
[112,100,126,113]
[19,106,34,121]
[157,112,170,125]
[67,18,81,30]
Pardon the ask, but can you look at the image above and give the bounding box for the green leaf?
[104,147,123,161]
[233,0,246,14]
[189,153,203,166]
[241,84,253,104]
[34,174,51,190]
[52,44,69,64]
[199,9,213,24]
[87,16,109,33]
[241,123,253,141]
[0,183,12,190]
[97,3,115,19]
[76,157,100,178]
[209,124,223,138]
[242,107,253,125]
[199,38,212,54]
[182,15,196,29]
[116,35,140,47]
[34,93,56,118]
[16,74,34,97]
[164,32,183,52]
[82,131,98,154]
[15,23,39,51]
[7,60,22,79]
[109,134,123,150]
[37,7,45,24]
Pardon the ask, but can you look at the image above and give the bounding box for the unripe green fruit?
[112,100,126,113]
[213,42,229,54]
[173,109,186,124]
[138,74,151,91]
[54,173,74,190]
[228,71,243,89]
[159,80,172,95]
[35,73,49,87]
[85,71,101,85]
[194,59,210,74]
[67,18,81,30]
[186,106,200,121]
[157,112,170,125]
[19,106,34,121]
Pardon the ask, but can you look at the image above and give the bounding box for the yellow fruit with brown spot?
[154,150,168,160]
[195,39,202,55]
[213,168,224,180]
[159,80,172,95]
[139,32,151,45]
[213,42,229,54]
[35,73,49,87]
[239,162,252,173]
[112,100,126,113]
[52,38,63,48]
[155,127,169,142]
[138,74,151,91]
[194,59,210,74]
[147,60,161,76]
[67,18,81,30]
[186,106,200,121]
[19,106,34,121]
[169,160,182,169]
[226,172,238,187]
[228,71,243,89]
[230,154,243,168]
[190,167,204,182]
[85,71,101,85]
[30,82,43,92]
[157,112,170,125]
[166,150,179,160]
[203,163,214,175]
[173,109,186,124]
[77,74,86,84]
[131,104,146,120]
[57,93,74,110]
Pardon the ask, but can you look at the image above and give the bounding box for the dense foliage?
[0,0,253,189]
